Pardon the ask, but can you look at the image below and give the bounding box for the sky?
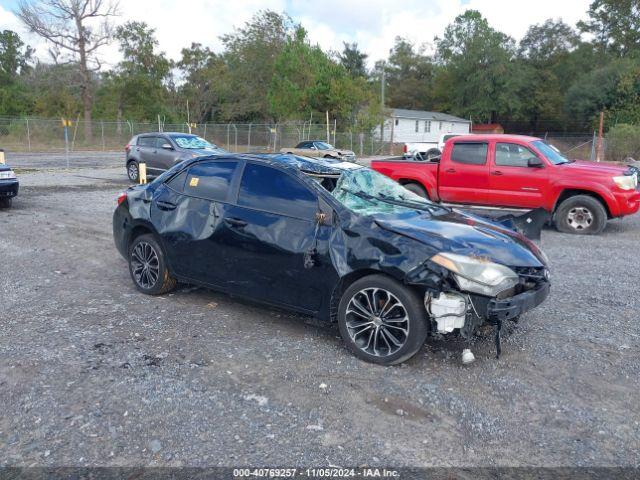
[0,0,593,68]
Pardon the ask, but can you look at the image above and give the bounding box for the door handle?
[445,168,456,173]
[491,170,503,176]
[156,200,177,211]
[224,217,248,228]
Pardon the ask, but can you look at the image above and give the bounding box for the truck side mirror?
[528,157,544,168]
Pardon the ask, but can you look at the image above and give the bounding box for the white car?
[402,133,472,160]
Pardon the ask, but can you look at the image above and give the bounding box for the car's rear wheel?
[128,234,177,295]
[403,182,428,199]
[337,275,428,365]
[0,197,12,209]
[127,160,139,183]
[555,195,607,235]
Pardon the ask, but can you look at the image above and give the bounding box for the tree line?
[1,0,639,136]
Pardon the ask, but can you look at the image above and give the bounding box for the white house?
[381,108,471,143]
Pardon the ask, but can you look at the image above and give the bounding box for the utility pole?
[596,111,604,162]
[380,63,386,146]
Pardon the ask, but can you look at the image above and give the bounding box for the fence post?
[233,124,238,153]
[359,133,364,156]
[101,121,105,151]
[226,123,230,151]
[26,118,31,152]
[203,123,207,140]
[247,123,252,152]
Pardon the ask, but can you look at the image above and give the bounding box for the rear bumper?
[0,180,19,198]
[487,281,550,322]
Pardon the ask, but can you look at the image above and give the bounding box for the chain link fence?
[0,116,626,162]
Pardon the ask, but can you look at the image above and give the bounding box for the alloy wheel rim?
[131,241,160,289]
[567,206,593,230]
[129,163,138,179]
[345,288,409,357]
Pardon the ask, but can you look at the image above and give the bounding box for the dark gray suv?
[125,132,226,182]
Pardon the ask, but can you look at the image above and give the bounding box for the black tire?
[127,160,140,183]
[128,233,177,295]
[337,274,428,365]
[425,148,441,161]
[555,195,607,235]
[0,197,12,209]
[403,182,428,199]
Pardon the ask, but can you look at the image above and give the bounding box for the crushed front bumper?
[0,179,19,198]
[487,281,550,322]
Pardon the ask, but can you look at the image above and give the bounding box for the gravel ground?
[0,165,639,469]
[6,151,123,170]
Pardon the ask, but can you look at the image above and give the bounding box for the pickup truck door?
[438,141,489,205]
[488,142,549,208]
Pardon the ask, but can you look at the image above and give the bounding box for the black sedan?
[0,165,19,208]
[113,154,550,365]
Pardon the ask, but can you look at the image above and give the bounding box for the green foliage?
[339,42,368,78]
[578,0,640,57]
[605,123,640,161]
[434,10,519,123]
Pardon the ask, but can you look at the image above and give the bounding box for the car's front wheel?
[0,197,12,209]
[337,274,428,365]
[128,234,177,295]
[127,160,140,183]
[555,195,607,234]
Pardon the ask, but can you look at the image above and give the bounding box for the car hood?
[560,160,629,176]
[373,209,544,268]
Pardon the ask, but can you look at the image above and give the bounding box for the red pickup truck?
[371,134,639,234]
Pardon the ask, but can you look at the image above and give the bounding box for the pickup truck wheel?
[555,195,606,235]
[338,275,428,365]
[425,148,441,161]
[403,182,428,199]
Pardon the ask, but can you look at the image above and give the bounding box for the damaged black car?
[113,154,550,365]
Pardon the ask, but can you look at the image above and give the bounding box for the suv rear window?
[451,142,488,165]
[184,161,238,202]
[137,136,156,147]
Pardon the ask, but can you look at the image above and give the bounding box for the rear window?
[137,136,156,147]
[184,161,238,202]
[451,142,488,165]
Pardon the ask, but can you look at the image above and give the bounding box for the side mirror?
[161,143,173,150]
[528,157,544,168]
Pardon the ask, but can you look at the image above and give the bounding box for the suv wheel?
[0,197,12,208]
[555,195,606,235]
[337,274,428,365]
[128,234,177,295]
[127,161,140,183]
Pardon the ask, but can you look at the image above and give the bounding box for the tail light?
[403,144,408,153]
[117,191,127,205]
[125,143,131,153]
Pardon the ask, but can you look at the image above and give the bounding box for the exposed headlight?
[431,252,519,297]
[0,170,16,180]
[613,174,637,190]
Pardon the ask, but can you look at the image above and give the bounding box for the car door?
[218,162,330,312]
[488,142,549,208]
[153,136,180,171]
[150,160,240,283]
[137,135,158,168]
[438,141,490,205]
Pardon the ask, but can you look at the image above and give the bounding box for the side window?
[156,137,170,148]
[166,170,188,193]
[238,164,317,219]
[451,142,488,165]
[138,136,156,147]
[495,143,538,167]
[184,161,238,201]
[415,120,419,133]
[425,120,431,133]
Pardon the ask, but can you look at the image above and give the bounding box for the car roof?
[183,152,360,175]
[454,134,541,143]
[138,132,198,137]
